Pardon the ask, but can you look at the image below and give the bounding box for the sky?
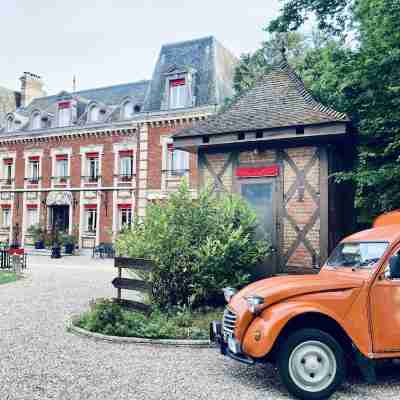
[1,0,281,95]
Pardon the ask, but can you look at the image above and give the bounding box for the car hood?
[231,273,365,308]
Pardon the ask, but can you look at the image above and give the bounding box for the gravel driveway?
[1,256,400,400]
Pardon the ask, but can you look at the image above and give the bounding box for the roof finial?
[73,75,77,93]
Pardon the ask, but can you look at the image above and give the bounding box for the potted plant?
[27,224,45,249]
[62,233,78,255]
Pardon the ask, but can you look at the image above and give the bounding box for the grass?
[0,271,18,285]
[75,298,223,340]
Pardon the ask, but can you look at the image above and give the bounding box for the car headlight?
[246,295,264,314]
[222,287,237,303]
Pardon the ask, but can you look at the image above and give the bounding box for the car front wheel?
[277,328,346,400]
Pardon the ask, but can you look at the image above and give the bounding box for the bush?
[116,182,270,308]
[75,299,221,340]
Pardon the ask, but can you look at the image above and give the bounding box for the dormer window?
[6,117,13,132]
[89,105,100,122]
[169,78,187,109]
[122,100,134,119]
[58,101,71,127]
[31,112,41,130]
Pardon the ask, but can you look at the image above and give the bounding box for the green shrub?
[116,182,270,308]
[76,299,220,340]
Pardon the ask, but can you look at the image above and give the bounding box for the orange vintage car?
[211,222,400,399]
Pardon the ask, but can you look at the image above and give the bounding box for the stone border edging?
[68,320,214,348]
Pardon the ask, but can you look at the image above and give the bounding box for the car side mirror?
[389,255,400,279]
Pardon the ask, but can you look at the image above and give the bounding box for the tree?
[269,0,400,224]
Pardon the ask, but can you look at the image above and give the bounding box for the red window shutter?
[84,204,97,209]
[236,165,279,178]
[3,158,13,165]
[1,204,11,209]
[58,101,70,109]
[26,204,38,209]
[170,78,185,87]
[29,156,40,162]
[118,203,132,209]
[167,143,174,152]
[119,150,133,157]
[56,154,68,161]
[86,152,99,159]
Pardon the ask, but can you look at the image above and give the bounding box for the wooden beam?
[114,257,154,272]
[112,277,151,292]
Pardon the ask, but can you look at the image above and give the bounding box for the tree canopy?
[233,0,400,224]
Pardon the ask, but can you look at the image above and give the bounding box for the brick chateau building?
[0,37,237,249]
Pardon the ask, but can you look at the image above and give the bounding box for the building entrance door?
[50,205,69,232]
[240,177,278,276]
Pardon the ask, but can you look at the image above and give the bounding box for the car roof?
[343,225,400,244]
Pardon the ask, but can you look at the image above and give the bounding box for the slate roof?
[143,36,237,111]
[0,36,237,135]
[23,80,150,115]
[174,61,349,138]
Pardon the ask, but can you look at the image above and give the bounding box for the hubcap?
[288,340,337,393]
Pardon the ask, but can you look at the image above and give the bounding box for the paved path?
[1,256,400,400]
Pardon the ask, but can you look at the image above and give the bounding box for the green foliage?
[61,233,78,246]
[27,224,44,242]
[76,298,222,340]
[231,32,310,97]
[0,271,17,285]
[116,182,269,308]
[266,0,400,224]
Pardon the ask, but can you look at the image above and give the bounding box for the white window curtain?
[56,160,68,177]
[31,113,41,130]
[123,101,133,119]
[171,149,189,174]
[169,80,188,109]
[59,108,70,127]
[6,118,13,132]
[2,208,10,228]
[30,161,39,181]
[89,106,100,122]
[27,209,38,227]
[87,158,99,180]
[120,157,133,177]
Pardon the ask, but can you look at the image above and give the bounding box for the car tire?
[277,328,346,400]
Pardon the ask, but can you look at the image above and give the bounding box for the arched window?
[31,112,41,130]
[122,101,133,119]
[89,105,100,122]
[6,117,13,132]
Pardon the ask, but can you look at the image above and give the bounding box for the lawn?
[0,271,18,285]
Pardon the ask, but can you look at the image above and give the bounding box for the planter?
[51,246,62,259]
[64,243,74,254]
[34,240,45,250]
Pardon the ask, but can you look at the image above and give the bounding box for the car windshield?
[327,241,389,268]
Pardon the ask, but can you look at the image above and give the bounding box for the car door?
[239,177,278,276]
[370,243,400,353]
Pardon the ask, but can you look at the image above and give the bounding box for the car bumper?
[210,320,255,365]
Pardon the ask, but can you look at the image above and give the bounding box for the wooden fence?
[112,257,154,313]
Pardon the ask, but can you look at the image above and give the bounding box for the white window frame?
[87,157,99,182]
[119,207,132,230]
[122,101,133,119]
[56,159,68,178]
[85,208,97,233]
[169,148,189,176]
[6,117,13,132]
[31,112,41,130]
[3,162,13,184]
[119,156,133,178]
[1,207,11,228]
[169,80,188,109]
[58,105,71,127]
[29,160,40,182]
[27,208,38,228]
[89,105,100,122]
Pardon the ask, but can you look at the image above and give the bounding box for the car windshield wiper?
[358,258,380,267]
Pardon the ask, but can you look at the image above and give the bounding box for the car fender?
[242,301,352,359]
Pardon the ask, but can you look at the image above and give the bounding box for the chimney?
[20,72,46,107]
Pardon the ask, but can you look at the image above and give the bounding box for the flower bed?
[74,299,221,340]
